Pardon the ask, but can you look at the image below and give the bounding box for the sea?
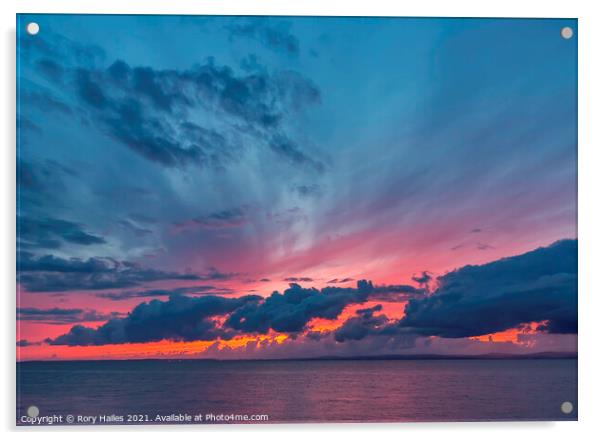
[16,358,577,425]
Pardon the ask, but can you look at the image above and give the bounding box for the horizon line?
[17,351,578,363]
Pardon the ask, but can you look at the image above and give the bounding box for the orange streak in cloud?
[307,301,407,333]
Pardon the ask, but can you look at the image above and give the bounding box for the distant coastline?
[17,351,577,363]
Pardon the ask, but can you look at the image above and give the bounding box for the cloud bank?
[45,240,577,350]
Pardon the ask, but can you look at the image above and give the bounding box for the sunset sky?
[17,15,577,360]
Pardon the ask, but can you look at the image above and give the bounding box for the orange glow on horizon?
[471,321,547,344]
[17,333,289,361]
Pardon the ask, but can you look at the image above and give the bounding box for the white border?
[2,0,601,438]
[1,0,587,17]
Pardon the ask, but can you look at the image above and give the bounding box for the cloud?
[45,241,577,347]
[172,208,249,232]
[411,271,432,285]
[36,58,65,82]
[368,283,427,301]
[269,135,324,172]
[17,160,80,219]
[17,253,208,292]
[399,239,577,337]
[47,294,261,346]
[19,253,118,273]
[94,62,317,167]
[96,285,232,301]
[93,61,322,167]
[17,339,41,347]
[225,281,374,334]
[224,280,422,336]
[226,20,300,56]
[18,159,78,192]
[334,305,394,342]
[20,90,72,115]
[18,216,105,250]
[49,279,388,345]
[17,307,121,324]
[116,219,153,237]
[283,277,314,282]
[20,31,105,69]
[22,31,322,170]
[327,278,354,284]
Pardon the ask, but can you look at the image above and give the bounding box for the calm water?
[17,359,577,424]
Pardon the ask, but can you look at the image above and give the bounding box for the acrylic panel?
[16,14,578,425]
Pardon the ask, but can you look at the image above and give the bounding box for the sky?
[16,15,577,360]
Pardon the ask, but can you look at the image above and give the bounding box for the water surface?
[17,359,577,424]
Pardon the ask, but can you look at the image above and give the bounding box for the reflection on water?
[17,359,577,424]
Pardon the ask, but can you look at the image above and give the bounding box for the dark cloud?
[52,279,385,345]
[197,267,237,281]
[19,253,118,273]
[334,305,394,343]
[18,216,105,250]
[23,31,322,170]
[17,339,40,347]
[18,159,78,193]
[98,92,203,166]
[17,253,208,292]
[48,294,261,346]
[17,160,84,242]
[399,240,577,337]
[226,20,300,56]
[374,284,423,294]
[368,283,427,301]
[308,280,425,302]
[327,278,354,284]
[259,278,271,282]
[17,307,121,325]
[77,58,320,168]
[225,281,374,334]
[411,271,432,285]
[283,277,314,283]
[96,285,232,301]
